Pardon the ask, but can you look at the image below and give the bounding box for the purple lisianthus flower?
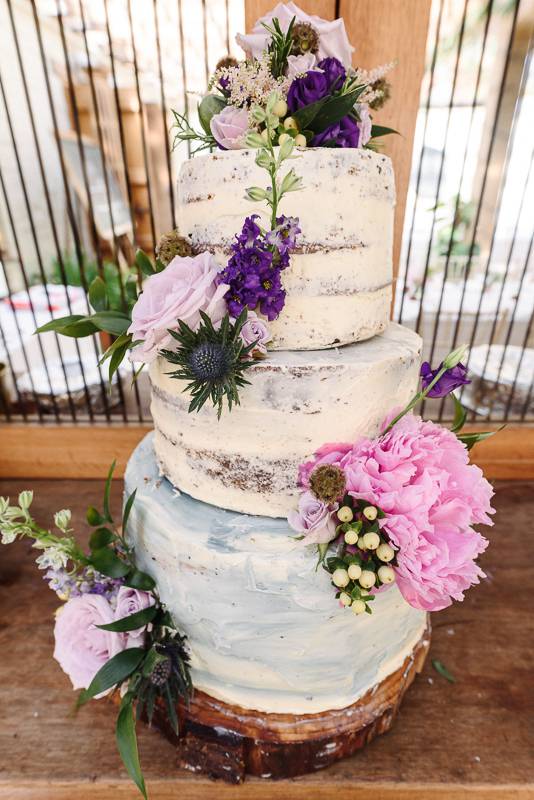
[287,69,330,112]
[420,361,471,398]
[317,56,346,91]
[312,115,360,148]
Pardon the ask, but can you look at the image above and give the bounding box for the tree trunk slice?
[152,620,431,783]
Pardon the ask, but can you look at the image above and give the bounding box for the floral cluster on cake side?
[38,91,302,417]
[1,467,192,798]
[288,347,497,615]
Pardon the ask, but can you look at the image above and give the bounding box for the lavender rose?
[288,491,338,544]
[420,361,471,398]
[210,106,249,150]
[236,2,354,68]
[239,310,271,355]
[53,594,125,694]
[287,69,330,112]
[114,587,154,649]
[312,115,360,148]
[128,252,229,364]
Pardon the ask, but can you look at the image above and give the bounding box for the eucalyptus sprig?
[245,92,303,229]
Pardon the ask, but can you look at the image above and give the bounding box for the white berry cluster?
[324,499,397,615]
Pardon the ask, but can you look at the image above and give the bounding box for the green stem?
[381,363,450,437]
[265,118,278,229]
[17,519,88,567]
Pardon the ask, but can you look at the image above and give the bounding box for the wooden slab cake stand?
[151,621,431,783]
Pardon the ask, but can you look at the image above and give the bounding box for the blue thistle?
[159,310,256,418]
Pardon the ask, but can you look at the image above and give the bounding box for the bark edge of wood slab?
[151,619,431,783]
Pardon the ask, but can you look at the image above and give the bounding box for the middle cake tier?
[151,322,422,518]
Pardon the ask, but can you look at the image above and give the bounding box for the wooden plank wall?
[1,424,534,480]
[244,0,432,285]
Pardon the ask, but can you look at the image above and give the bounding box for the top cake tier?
[177,147,395,350]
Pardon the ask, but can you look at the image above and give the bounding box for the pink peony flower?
[239,310,271,355]
[299,414,495,611]
[288,490,338,544]
[210,106,249,150]
[114,587,154,650]
[53,594,126,693]
[128,252,229,363]
[237,2,354,68]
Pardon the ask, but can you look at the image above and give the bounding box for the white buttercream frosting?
[150,322,422,517]
[177,147,395,350]
[125,433,428,715]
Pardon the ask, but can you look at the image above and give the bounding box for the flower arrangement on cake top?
[288,347,498,615]
[37,92,302,418]
[173,2,395,154]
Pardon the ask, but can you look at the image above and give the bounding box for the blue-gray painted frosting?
[124,432,427,714]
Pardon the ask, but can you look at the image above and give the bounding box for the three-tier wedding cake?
[19,3,494,790]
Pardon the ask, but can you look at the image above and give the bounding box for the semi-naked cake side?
[177,147,394,350]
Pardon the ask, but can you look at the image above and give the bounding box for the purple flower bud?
[420,361,471,398]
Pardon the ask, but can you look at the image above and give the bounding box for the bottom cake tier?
[125,434,428,718]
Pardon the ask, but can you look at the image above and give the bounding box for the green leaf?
[122,490,137,533]
[86,506,104,526]
[291,95,330,130]
[370,124,399,139]
[103,263,125,311]
[88,276,107,312]
[116,696,147,799]
[308,88,365,134]
[89,547,130,578]
[457,426,504,450]
[78,648,146,705]
[451,394,467,433]
[124,569,156,591]
[90,311,131,336]
[35,314,87,334]
[108,340,130,383]
[135,249,155,277]
[326,556,346,573]
[36,314,99,339]
[432,659,456,683]
[97,604,157,632]
[198,94,226,136]
[89,527,115,550]
[103,460,116,522]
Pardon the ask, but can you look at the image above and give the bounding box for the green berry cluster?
[323,497,398,615]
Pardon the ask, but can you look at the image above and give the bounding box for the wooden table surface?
[0,478,533,800]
